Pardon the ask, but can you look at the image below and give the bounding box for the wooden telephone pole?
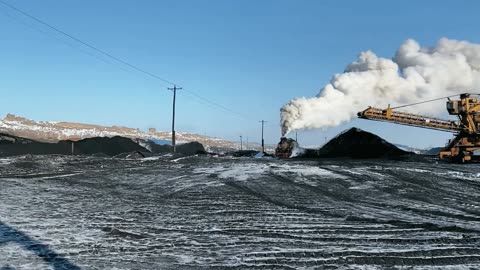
[168,85,182,153]
[259,120,267,153]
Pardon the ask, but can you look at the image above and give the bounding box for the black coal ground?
[1,155,480,269]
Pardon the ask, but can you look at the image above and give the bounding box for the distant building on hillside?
[148,128,156,134]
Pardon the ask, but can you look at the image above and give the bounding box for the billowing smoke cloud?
[281,38,480,136]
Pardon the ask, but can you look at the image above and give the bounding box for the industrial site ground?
[1,154,480,269]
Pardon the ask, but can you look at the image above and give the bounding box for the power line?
[182,89,251,120]
[0,0,252,120]
[391,95,459,109]
[0,0,175,86]
[0,6,139,77]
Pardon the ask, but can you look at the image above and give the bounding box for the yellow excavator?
[358,93,480,162]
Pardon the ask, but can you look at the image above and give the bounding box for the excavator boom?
[358,93,480,162]
[357,107,462,133]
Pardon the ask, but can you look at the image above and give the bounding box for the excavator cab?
[446,100,459,114]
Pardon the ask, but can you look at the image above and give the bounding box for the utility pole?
[168,85,182,153]
[259,120,267,153]
[295,132,298,142]
[246,137,249,150]
[240,135,243,151]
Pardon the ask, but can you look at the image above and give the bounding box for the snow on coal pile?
[317,127,411,158]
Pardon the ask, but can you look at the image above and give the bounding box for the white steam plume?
[280,38,480,136]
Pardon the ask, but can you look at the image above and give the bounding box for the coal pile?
[177,142,206,155]
[0,133,71,156]
[0,133,148,157]
[231,150,260,157]
[0,132,208,157]
[65,136,147,156]
[298,148,322,158]
[147,141,206,155]
[0,133,35,144]
[317,128,411,158]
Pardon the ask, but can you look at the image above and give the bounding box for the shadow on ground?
[0,221,80,270]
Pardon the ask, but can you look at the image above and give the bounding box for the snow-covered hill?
[393,144,424,154]
[0,114,242,151]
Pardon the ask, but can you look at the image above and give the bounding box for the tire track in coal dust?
[219,160,480,268]
[2,156,480,269]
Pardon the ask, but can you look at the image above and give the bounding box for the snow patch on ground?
[142,156,163,161]
[290,146,306,158]
[441,170,480,181]
[348,182,375,190]
[273,164,346,178]
[393,166,480,181]
[0,157,14,165]
[254,152,265,158]
[193,162,347,182]
[35,172,82,180]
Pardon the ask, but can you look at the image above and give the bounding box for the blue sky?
[0,0,479,148]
